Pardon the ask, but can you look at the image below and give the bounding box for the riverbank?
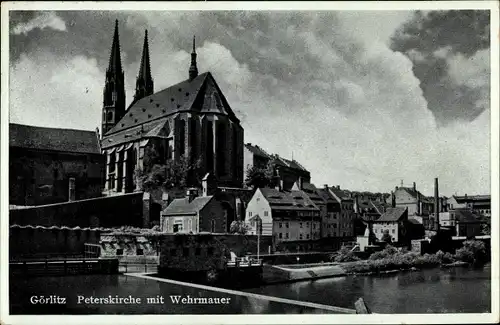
[261,240,488,284]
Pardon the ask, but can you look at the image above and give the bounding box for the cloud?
[10,53,103,131]
[12,11,67,35]
[8,11,491,197]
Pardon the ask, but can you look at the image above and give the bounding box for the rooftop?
[10,123,100,155]
[375,207,407,222]
[162,196,213,216]
[260,188,319,212]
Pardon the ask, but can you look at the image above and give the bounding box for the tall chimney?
[416,191,421,215]
[434,177,440,231]
[413,182,416,191]
[68,178,76,201]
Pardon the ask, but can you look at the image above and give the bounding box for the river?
[10,265,490,314]
[245,265,491,313]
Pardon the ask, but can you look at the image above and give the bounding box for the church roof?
[162,196,214,216]
[9,123,100,155]
[103,72,240,139]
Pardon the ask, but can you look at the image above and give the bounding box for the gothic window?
[216,122,226,176]
[232,125,238,177]
[107,111,113,122]
[178,120,186,157]
[206,121,214,173]
[112,92,117,103]
[190,118,197,160]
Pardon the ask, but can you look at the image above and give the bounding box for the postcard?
[1,1,498,324]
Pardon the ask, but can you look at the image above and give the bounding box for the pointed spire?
[138,30,152,83]
[134,29,154,102]
[107,19,123,74]
[189,35,198,81]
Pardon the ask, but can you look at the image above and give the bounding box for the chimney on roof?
[275,179,283,192]
[68,178,76,202]
[413,182,416,191]
[434,177,440,232]
[391,191,395,208]
[416,191,421,215]
[186,188,198,203]
[465,193,467,198]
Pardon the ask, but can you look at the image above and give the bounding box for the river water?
[245,265,491,313]
[10,265,490,314]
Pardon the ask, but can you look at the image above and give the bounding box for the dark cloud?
[391,10,490,126]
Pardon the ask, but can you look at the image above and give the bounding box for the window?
[313,223,316,230]
[173,221,183,233]
[286,222,289,228]
[392,229,395,234]
[178,120,186,156]
[249,212,253,217]
[306,234,310,239]
[279,233,283,239]
[306,222,310,228]
[136,248,144,256]
[116,249,124,256]
[211,220,216,233]
[216,122,227,176]
[264,211,268,216]
[299,234,303,240]
[300,222,303,228]
[279,222,282,228]
[285,233,289,239]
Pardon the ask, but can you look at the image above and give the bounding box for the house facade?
[328,186,355,238]
[245,187,321,250]
[447,195,491,218]
[372,207,424,246]
[9,123,104,206]
[161,187,230,234]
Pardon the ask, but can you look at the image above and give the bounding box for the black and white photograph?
[1,2,498,324]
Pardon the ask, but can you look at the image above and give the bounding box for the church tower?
[133,30,154,104]
[102,20,126,136]
[189,36,198,81]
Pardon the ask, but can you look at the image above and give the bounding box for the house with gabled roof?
[371,207,424,246]
[100,22,244,196]
[245,184,321,251]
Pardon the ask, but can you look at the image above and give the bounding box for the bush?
[369,245,398,260]
[454,240,488,266]
[333,247,360,262]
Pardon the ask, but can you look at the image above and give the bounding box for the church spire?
[134,29,154,103]
[107,19,123,74]
[102,19,126,136]
[189,35,198,81]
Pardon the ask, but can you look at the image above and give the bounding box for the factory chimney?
[434,177,440,232]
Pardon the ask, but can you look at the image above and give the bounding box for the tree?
[480,222,490,236]
[229,221,250,235]
[245,161,275,189]
[381,229,393,243]
[136,145,202,192]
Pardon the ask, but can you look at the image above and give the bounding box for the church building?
[100,21,244,195]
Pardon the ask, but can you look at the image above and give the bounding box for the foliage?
[245,161,275,189]
[229,221,250,235]
[369,245,398,260]
[454,240,488,266]
[136,146,202,192]
[435,250,455,264]
[381,229,393,244]
[331,246,360,262]
[480,223,490,235]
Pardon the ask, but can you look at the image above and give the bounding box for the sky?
[8,10,492,197]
